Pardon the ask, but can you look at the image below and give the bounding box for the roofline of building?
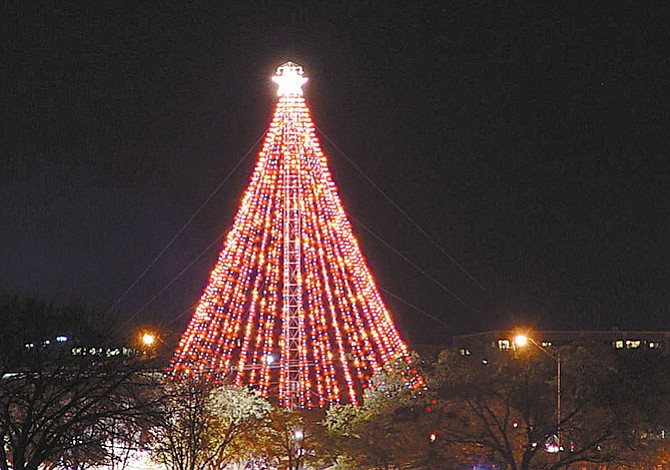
[454,330,670,340]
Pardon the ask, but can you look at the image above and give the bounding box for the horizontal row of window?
[458,339,665,356]
[612,340,662,349]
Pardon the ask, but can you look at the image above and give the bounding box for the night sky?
[3,2,669,344]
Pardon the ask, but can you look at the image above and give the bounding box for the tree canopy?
[0,296,162,470]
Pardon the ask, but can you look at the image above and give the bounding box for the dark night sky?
[2,1,669,344]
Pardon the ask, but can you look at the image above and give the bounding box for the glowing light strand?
[170,62,420,407]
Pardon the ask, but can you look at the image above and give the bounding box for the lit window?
[614,341,624,349]
[626,340,641,349]
[498,339,511,350]
[459,348,471,356]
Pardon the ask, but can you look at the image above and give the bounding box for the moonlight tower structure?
[170,62,415,409]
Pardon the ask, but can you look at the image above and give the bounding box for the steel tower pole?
[281,97,303,410]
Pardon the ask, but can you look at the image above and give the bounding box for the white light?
[293,429,304,440]
[264,354,275,365]
[142,333,156,347]
[546,443,560,453]
[545,434,561,453]
[514,335,528,347]
[88,443,160,470]
[272,61,308,96]
[56,335,68,343]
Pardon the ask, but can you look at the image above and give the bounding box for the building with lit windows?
[453,330,670,357]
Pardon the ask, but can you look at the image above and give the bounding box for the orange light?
[142,332,156,347]
[514,334,528,347]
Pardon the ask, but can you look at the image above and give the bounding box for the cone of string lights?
[170,61,420,409]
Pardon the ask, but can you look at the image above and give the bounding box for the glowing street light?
[513,334,528,348]
[514,332,562,453]
[137,330,162,359]
[142,332,156,347]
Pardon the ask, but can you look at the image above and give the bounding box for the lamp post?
[514,334,562,453]
[136,328,162,359]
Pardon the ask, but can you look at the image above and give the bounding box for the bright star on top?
[272,61,308,96]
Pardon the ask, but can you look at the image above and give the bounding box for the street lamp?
[513,334,562,453]
[136,329,161,358]
[142,332,156,347]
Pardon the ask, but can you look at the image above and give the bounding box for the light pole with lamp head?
[513,334,562,453]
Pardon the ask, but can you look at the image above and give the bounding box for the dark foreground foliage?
[0,296,163,470]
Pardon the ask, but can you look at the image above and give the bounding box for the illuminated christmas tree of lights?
[170,61,419,409]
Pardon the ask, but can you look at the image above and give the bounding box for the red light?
[168,63,419,408]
